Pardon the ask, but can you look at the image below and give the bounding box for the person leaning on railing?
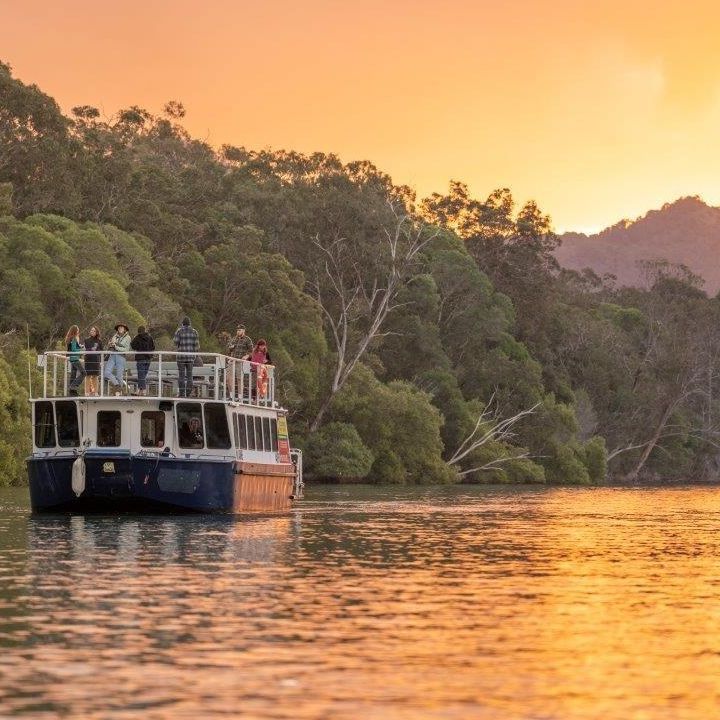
[104,323,131,396]
[173,316,200,398]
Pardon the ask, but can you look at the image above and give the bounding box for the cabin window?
[34,401,55,448]
[141,411,165,448]
[205,403,231,449]
[247,415,256,451]
[269,418,278,453]
[178,404,204,449]
[254,415,263,451]
[239,414,249,450]
[232,414,239,448]
[56,401,80,448]
[97,411,121,447]
[262,417,271,452]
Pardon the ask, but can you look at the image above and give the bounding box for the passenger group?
[62,317,272,398]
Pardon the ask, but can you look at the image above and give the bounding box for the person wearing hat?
[104,322,132,395]
[173,316,200,398]
[227,324,253,360]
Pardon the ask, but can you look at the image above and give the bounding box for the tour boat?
[27,351,303,513]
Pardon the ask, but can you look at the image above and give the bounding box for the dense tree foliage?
[1,61,718,486]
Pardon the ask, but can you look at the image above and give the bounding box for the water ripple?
[1,485,720,718]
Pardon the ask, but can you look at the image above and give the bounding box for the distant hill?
[557,197,720,294]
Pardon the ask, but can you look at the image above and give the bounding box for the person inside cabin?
[130,325,155,396]
[249,339,273,400]
[65,325,86,396]
[83,326,103,396]
[179,416,203,448]
[104,323,131,396]
[173,316,200,398]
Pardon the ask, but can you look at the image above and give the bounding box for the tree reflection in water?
[1,485,720,718]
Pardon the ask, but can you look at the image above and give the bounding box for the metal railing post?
[158,352,163,398]
[52,354,57,397]
[100,353,105,398]
[214,355,220,400]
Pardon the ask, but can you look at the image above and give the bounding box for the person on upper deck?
[250,339,272,366]
[104,323,131,396]
[83,326,102,396]
[130,326,155,396]
[227,324,254,360]
[248,339,273,401]
[65,325,86,396]
[173,316,200,398]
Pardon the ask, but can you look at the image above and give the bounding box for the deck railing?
[37,351,276,406]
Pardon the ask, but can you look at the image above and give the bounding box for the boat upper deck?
[36,351,276,408]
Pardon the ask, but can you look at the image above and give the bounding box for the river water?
[1,484,719,719]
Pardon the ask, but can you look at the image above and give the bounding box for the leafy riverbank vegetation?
[2,61,720,486]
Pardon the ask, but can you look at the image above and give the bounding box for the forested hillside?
[558,196,720,292]
[2,61,720,486]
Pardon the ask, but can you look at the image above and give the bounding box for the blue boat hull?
[28,454,268,513]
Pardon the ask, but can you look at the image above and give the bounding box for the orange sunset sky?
[3,0,720,232]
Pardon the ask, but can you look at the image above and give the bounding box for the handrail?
[35,351,276,406]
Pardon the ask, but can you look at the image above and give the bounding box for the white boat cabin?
[31,351,296,470]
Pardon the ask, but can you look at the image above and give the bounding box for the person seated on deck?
[179,416,204,449]
[104,323,131,396]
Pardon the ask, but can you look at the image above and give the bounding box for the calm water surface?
[1,484,720,719]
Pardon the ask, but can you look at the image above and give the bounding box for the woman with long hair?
[83,326,103,396]
[249,339,273,400]
[64,325,86,396]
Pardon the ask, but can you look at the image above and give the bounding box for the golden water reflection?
[1,486,720,718]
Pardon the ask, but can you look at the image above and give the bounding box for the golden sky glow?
[3,0,720,231]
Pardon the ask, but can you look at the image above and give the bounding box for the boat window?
[141,411,165,448]
[262,417,271,452]
[239,414,249,450]
[269,418,278,453]
[247,415,256,451]
[254,415,263,451]
[34,401,55,448]
[232,413,239,448]
[97,411,121,447]
[56,401,80,448]
[177,403,204,449]
[205,403,231,449]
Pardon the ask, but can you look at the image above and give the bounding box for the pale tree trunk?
[309,207,437,431]
[625,401,675,481]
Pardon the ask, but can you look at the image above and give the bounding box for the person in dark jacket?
[130,326,155,396]
[173,316,200,398]
[83,326,103,396]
